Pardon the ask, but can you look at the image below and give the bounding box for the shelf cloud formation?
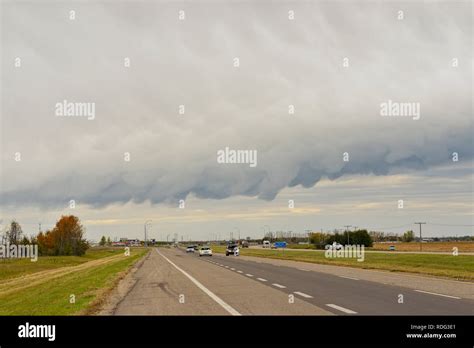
[1,1,472,209]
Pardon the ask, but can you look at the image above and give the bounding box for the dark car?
[225,244,240,256]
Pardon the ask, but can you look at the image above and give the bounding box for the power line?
[368,222,473,231]
[427,222,474,227]
[367,223,413,230]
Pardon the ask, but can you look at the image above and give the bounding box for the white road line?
[272,283,286,289]
[224,266,229,268]
[414,290,461,300]
[257,278,267,282]
[298,269,310,272]
[237,270,243,273]
[246,274,253,277]
[156,249,241,316]
[326,304,357,314]
[230,268,236,271]
[294,291,313,298]
[338,276,359,281]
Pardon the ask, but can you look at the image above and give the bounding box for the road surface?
[112,247,474,315]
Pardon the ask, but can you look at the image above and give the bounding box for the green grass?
[0,248,148,315]
[211,246,474,281]
[287,243,317,249]
[0,247,125,282]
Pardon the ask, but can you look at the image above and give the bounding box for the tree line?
[309,229,373,249]
[1,215,89,256]
[99,236,112,246]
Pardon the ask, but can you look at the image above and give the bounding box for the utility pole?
[305,229,311,244]
[38,222,42,233]
[344,225,352,245]
[263,225,270,240]
[234,227,240,241]
[144,220,152,247]
[415,222,426,251]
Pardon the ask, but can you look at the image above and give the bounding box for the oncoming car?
[327,242,343,250]
[226,244,240,256]
[199,246,213,257]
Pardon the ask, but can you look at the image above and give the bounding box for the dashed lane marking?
[272,283,286,289]
[294,291,313,298]
[326,304,357,314]
[338,276,359,281]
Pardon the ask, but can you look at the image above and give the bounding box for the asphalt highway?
[113,247,474,315]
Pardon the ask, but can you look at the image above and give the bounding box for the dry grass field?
[372,241,474,252]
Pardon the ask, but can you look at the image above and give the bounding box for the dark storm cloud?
[1,1,472,208]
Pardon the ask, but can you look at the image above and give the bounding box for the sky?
[1,1,472,242]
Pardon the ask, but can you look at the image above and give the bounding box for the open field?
[372,241,474,252]
[210,245,474,281]
[287,241,474,252]
[0,247,148,315]
[0,248,127,282]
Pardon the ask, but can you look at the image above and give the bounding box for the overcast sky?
[1,1,472,241]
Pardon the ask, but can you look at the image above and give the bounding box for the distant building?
[115,238,141,246]
[128,239,141,246]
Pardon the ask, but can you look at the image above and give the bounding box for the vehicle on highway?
[327,242,343,250]
[241,240,249,248]
[186,245,196,253]
[199,246,213,257]
[226,244,240,256]
[271,241,287,249]
[262,240,271,248]
[389,245,396,251]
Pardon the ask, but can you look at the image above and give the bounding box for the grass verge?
[0,247,148,315]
